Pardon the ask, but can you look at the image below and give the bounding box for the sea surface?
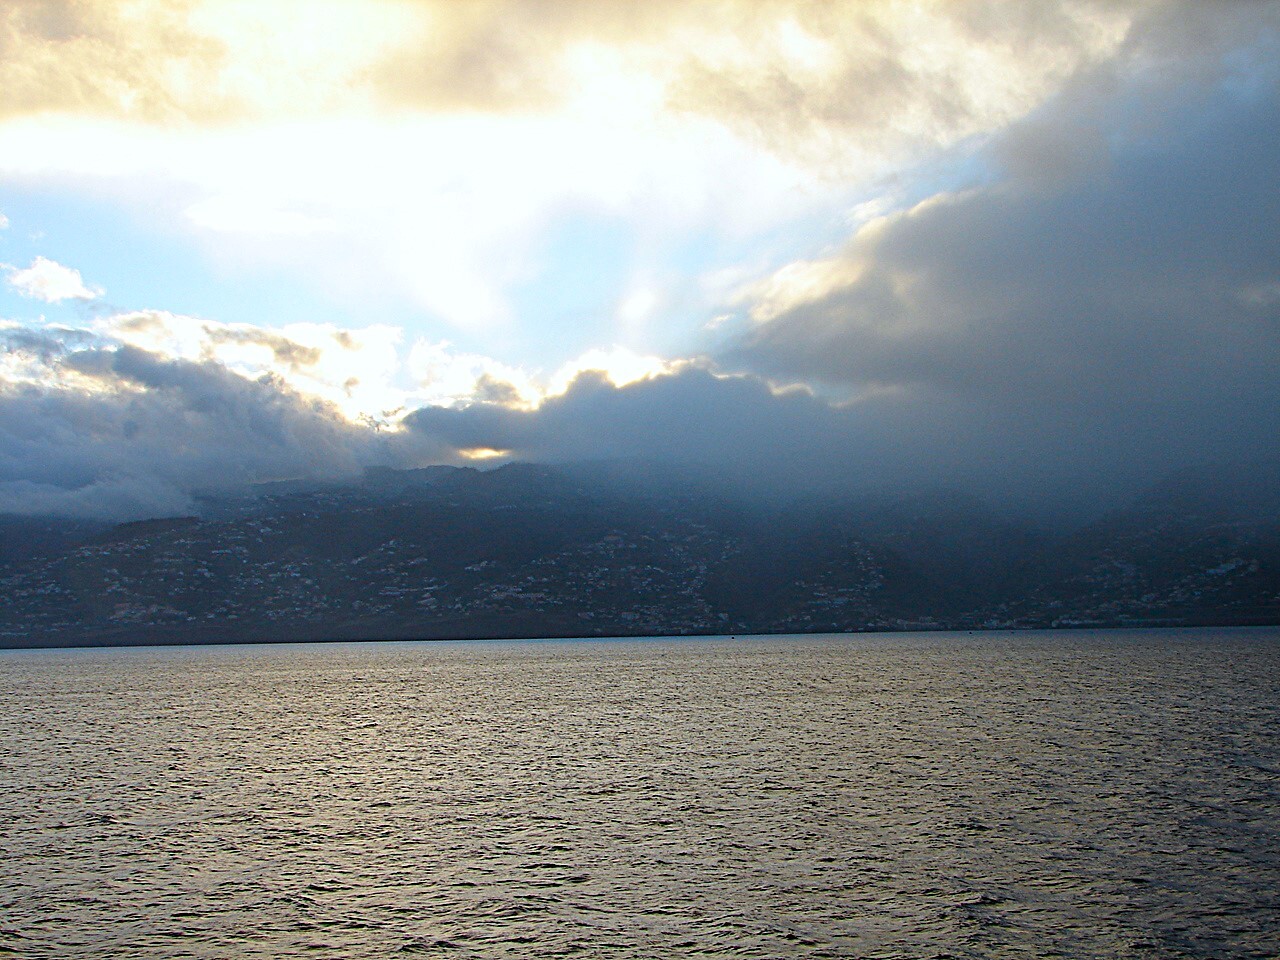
[1,628,1278,959]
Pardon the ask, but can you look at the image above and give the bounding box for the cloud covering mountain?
[0,1,1276,521]
[0,330,412,519]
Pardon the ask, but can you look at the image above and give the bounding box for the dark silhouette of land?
[1,462,1276,648]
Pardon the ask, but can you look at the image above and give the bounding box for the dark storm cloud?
[404,367,856,488]
[398,361,1157,513]
[721,2,1280,507]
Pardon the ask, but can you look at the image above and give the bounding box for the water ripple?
[2,628,1278,958]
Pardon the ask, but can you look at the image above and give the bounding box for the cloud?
[0,2,1152,340]
[402,365,862,490]
[201,326,322,371]
[0,0,421,124]
[0,0,233,122]
[184,194,335,236]
[0,335,452,520]
[368,0,1141,174]
[4,256,103,302]
[403,340,679,411]
[0,475,196,524]
[0,211,8,229]
[0,317,706,520]
[102,311,410,421]
[724,1,1280,503]
[0,1,1275,522]
[549,347,675,395]
[1,318,872,520]
[0,1,1142,159]
[407,338,541,409]
[664,0,1142,173]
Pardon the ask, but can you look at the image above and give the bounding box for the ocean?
[2,628,1278,958]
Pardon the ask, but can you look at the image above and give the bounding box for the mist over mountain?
[1,460,1274,649]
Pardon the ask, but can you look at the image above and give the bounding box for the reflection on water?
[1,628,1278,959]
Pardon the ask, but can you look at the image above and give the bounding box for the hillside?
[0,464,1276,647]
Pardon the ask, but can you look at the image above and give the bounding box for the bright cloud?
[0,1,1145,343]
[10,310,686,431]
[405,338,543,410]
[100,311,411,423]
[550,347,676,396]
[4,256,103,302]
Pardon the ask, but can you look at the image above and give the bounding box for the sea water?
[1,628,1278,958]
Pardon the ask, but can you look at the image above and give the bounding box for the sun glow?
[0,0,1136,346]
[549,347,675,396]
[458,447,511,461]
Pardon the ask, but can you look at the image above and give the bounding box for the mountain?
[0,463,1276,648]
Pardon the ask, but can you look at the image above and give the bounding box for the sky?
[0,0,1277,520]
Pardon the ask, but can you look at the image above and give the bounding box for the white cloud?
[0,212,8,229]
[407,339,541,409]
[405,340,681,410]
[4,257,103,302]
[12,310,685,428]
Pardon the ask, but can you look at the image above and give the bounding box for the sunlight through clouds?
[1,0,1275,519]
[407,339,540,410]
[550,348,676,396]
[0,0,1144,347]
[99,311,409,423]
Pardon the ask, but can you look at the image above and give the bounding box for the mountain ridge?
[1,462,1276,648]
